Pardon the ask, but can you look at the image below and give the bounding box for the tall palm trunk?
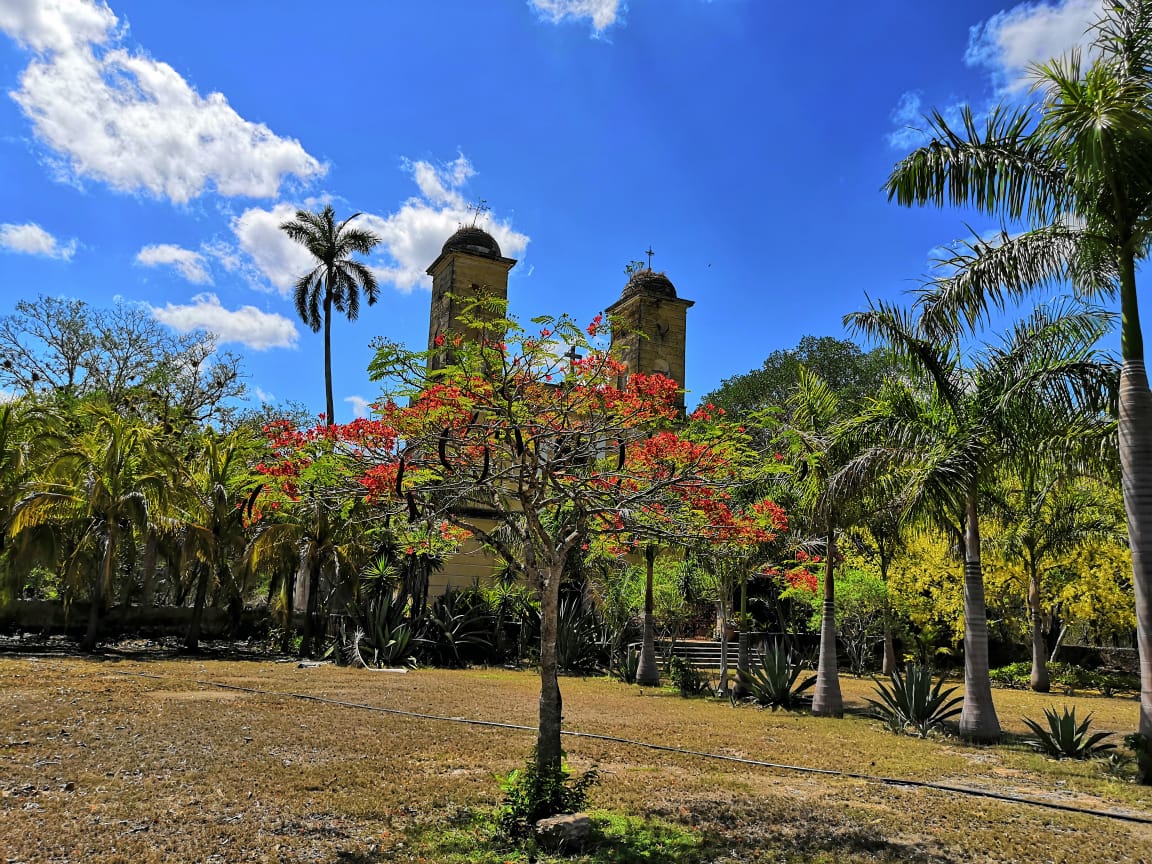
[140,529,158,607]
[81,522,118,652]
[811,528,843,716]
[302,550,322,658]
[323,290,335,426]
[717,594,730,696]
[881,560,897,676]
[185,560,211,652]
[733,573,751,698]
[1118,252,1152,782]
[636,545,660,686]
[959,492,1000,740]
[1027,558,1050,693]
[536,560,564,774]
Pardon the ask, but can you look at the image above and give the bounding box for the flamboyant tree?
[261,305,770,781]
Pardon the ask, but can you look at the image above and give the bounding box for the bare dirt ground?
[1,655,1149,863]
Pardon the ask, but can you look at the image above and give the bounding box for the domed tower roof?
[620,269,677,300]
[441,226,502,259]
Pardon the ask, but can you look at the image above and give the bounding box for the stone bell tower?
[426,226,517,369]
[605,269,694,411]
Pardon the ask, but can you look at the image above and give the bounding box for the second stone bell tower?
[605,269,694,411]
[425,226,517,369]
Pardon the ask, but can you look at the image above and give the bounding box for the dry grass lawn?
[1,655,1150,863]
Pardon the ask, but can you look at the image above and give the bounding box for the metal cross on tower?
[645,246,655,270]
[564,344,583,367]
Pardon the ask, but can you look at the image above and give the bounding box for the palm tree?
[280,205,381,425]
[884,0,1152,772]
[771,367,860,717]
[0,400,61,603]
[987,473,1123,692]
[845,300,1112,739]
[9,404,172,651]
[181,432,261,651]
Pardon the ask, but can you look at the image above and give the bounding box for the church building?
[424,225,694,595]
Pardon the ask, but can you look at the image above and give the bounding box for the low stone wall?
[0,600,272,640]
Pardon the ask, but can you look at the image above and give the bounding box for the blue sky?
[0,0,1111,419]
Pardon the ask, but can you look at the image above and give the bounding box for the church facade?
[424,225,694,596]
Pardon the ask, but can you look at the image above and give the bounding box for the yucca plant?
[868,664,963,737]
[1023,706,1116,760]
[736,641,816,711]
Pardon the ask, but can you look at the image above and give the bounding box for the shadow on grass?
[404,811,717,864]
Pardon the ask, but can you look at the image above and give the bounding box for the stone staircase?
[630,634,820,672]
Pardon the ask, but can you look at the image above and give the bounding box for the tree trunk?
[811,528,843,717]
[1027,560,1050,693]
[636,545,660,686]
[536,561,564,774]
[81,523,117,653]
[1119,355,1152,782]
[881,560,897,677]
[185,561,211,652]
[716,594,730,697]
[959,492,1001,741]
[302,551,322,658]
[323,291,335,426]
[732,570,752,698]
[140,530,158,607]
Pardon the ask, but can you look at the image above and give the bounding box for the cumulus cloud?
[966,0,1103,90]
[887,91,927,150]
[231,154,530,295]
[136,243,212,284]
[0,221,76,259]
[529,0,623,33]
[150,292,298,350]
[1,0,325,203]
[255,386,275,404]
[229,201,319,294]
[344,395,370,418]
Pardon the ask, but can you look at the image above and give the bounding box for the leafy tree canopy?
[702,335,891,418]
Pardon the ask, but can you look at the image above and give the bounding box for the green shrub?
[555,595,605,673]
[990,662,1139,696]
[1022,706,1116,759]
[867,664,962,737]
[496,754,599,837]
[614,645,639,684]
[989,662,1031,689]
[669,655,710,697]
[736,641,815,711]
[417,588,493,667]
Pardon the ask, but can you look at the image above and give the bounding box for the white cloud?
[255,386,275,404]
[344,395,370,418]
[966,0,1103,90]
[229,201,319,295]
[0,221,76,259]
[887,91,926,150]
[136,243,212,284]
[1,0,325,203]
[232,154,530,295]
[886,93,966,151]
[150,292,298,350]
[529,0,623,33]
[0,0,117,54]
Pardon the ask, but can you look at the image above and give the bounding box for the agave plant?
[555,594,605,673]
[418,587,493,667]
[868,664,963,737]
[1023,706,1116,760]
[736,641,816,711]
[344,563,417,669]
